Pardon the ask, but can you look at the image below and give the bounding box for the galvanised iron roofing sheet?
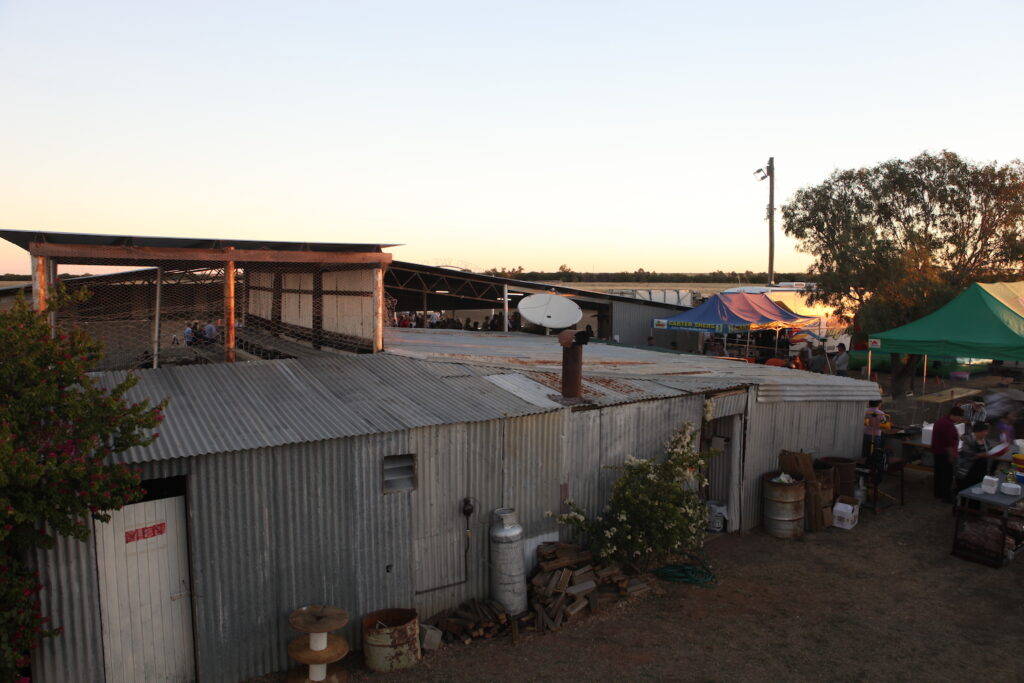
[95,354,555,463]
[384,328,880,402]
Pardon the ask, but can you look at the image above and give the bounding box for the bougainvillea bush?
[0,296,165,680]
[555,422,714,573]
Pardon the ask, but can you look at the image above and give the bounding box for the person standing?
[833,343,850,377]
[203,320,217,344]
[931,406,964,503]
[863,400,887,459]
[809,346,827,373]
[862,399,888,482]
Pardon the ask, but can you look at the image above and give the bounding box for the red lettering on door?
[125,522,167,543]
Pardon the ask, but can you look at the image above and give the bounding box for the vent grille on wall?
[382,454,416,493]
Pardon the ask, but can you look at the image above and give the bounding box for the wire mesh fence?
[49,260,382,371]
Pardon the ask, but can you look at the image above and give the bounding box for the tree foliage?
[782,150,1024,331]
[0,296,165,679]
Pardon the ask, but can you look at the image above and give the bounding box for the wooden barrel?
[821,457,856,498]
[763,471,805,539]
[814,460,835,504]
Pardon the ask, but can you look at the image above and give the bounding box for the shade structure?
[868,282,1024,362]
[652,292,816,334]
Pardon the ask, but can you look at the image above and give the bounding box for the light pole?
[754,157,775,285]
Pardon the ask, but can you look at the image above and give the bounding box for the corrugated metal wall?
[611,300,685,345]
[564,409,603,520]
[502,413,563,544]
[740,397,866,531]
[30,534,105,683]
[408,420,503,620]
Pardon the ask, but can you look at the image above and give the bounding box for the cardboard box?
[832,495,860,530]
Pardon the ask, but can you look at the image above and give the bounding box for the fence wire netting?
[47,261,381,371]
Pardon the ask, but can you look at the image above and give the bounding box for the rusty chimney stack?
[558,330,589,399]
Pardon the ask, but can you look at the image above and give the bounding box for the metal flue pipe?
[558,330,589,399]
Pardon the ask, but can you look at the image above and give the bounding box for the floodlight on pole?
[755,157,775,285]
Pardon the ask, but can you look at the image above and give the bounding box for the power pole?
[766,156,775,286]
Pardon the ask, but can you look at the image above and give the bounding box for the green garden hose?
[654,555,717,586]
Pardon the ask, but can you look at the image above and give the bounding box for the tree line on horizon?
[480,266,809,284]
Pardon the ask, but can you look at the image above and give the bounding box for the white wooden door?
[94,496,195,683]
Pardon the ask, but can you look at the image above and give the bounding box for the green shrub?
[555,422,714,573]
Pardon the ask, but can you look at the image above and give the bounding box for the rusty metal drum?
[361,608,420,672]
[763,471,805,539]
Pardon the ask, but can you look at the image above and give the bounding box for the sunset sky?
[1,1,1021,275]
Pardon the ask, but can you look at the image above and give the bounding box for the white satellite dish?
[518,293,583,329]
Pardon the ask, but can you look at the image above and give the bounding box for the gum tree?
[782,151,1024,393]
[0,296,165,679]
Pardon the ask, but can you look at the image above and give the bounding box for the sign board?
[868,338,881,349]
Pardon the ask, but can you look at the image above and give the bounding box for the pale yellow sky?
[1,1,1019,276]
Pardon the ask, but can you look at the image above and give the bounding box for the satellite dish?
[518,293,583,329]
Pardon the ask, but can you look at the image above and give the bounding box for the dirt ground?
[262,470,1022,682]
[257,373,1024,683]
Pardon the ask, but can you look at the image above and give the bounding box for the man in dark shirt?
[931,406,964,503]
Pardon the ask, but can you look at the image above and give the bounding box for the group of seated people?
[180,319,217,346]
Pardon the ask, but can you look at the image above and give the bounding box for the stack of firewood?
[424,542,655,646]
[526,542,653,633]
[425,598,519,646]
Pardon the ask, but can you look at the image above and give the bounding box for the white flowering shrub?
[556,422,714,572]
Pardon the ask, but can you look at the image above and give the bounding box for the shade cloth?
[868,282,1024,361]
[652,292,816,334]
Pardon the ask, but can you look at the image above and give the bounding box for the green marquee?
[868,282,1024,361]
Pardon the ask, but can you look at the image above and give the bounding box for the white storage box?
[921,422,933,446]
[832,495,860,530]
[981,475,1000,494]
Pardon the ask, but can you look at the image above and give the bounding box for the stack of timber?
[779,450,828,531]
[424,542,656,647]
[527,542,655,633]
[424,598,519,646]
